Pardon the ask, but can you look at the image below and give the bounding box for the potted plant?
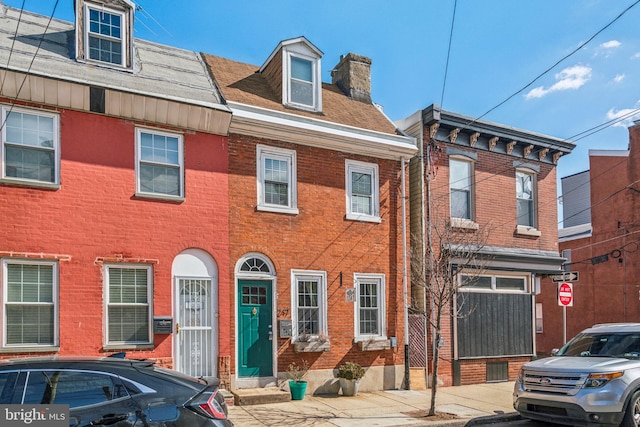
[287,360,309,400]
[294,333,331,353]
[336,361,365,396]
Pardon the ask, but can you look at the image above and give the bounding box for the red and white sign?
[558,282,573,307]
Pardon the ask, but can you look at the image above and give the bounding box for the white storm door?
[177,278,213,377]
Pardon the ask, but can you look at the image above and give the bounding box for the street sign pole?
[563,306,567,344]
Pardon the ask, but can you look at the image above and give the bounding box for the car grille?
[522,370,588,395]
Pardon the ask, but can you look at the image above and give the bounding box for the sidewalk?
[228,381,519,426]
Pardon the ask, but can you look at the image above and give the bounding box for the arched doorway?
[235,253,276,388]
[172,249,218,377]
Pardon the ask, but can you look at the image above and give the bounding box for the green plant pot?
[289,380,308,400]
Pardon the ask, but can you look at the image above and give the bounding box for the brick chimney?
[331,53,372,103]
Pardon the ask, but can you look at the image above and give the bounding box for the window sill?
[257,205,299,215]
[516,225,541,237]
[294,341,330,353]
[0,346,60,353]
[0,178,60,190]
[346,213,381,223]
[357,339,391,351]
[450,218,479,230]
[134,192,185,203]
[103,344,154,351]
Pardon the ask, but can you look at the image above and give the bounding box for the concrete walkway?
[228,381,517,426]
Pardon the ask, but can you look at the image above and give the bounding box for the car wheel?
[622,390,640,427]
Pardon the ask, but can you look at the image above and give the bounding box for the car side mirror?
[551,348,559,356]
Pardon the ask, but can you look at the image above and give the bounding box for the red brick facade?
[537,123,640,354]
[0,104,231,371]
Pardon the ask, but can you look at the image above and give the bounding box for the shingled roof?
[203,54,400,136]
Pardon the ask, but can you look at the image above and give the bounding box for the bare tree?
[412,218,493,417]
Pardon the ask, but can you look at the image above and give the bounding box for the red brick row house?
[398,106,575,386]
[202,39,417,393]
[0,0,233,381]
[537,121,640,355]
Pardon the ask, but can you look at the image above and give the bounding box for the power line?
[439,0,457,109]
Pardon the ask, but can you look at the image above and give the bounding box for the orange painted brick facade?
[0,105,231,370]
[228,133,408,375]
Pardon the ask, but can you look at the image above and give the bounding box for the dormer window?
[259,37,323,112]
[87,6,124,65]
[290,56,314,107]
[75,0,134,71]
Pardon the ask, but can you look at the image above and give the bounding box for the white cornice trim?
[227,102,417,160]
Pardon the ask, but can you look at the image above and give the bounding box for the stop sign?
[558,282,573,307]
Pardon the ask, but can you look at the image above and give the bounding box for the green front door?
[238,280,273,377]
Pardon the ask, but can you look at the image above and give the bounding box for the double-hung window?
[354,273,385,340]
[450,157,473,220]
[136,128,184,199]
[85,4,125,66]
[105,265,152,346]
[257,145,297,214]
[1,106,59,186]
[2,260,58,349]
[516,170,536,227]
[346,160,380,222]
[285,52,321,111]
[291,270,327,340]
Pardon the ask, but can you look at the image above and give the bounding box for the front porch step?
[232,387,291,406]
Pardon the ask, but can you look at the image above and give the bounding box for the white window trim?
[0,105,60,188]
[283,51,322,112]
[83,3,127,68]
[345,159,380,223]
[353,273,386,341]
[290,270,328,341]
[458,271,530,294]
[256,144,298,214]
[516,168,537,230]
[103,264,153,347]
[449,156,474,221]
[134,127,184,201]
[1,259,59,350]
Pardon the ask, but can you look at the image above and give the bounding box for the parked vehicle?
[514,323,640,427]
[0,354,233,427]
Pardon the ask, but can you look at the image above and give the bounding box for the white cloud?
[613,73,625,83]
[600,40,621,49]
[633,52,640,59]
[524,65,592,99]
[606,104,640,128]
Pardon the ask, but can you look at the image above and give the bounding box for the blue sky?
[5,0,640,182]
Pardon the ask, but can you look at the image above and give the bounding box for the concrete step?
[232,387,291,406]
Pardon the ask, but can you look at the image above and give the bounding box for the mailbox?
[153,317,173,334]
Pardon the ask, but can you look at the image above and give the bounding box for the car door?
[22,370,141,427]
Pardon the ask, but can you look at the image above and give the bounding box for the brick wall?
[0,106,231,363]
[228,133,408,374]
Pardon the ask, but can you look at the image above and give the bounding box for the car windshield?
[557,332,640,358]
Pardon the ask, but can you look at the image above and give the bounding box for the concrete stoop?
[232,387,291,406]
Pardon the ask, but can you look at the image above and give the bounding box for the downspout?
[402,157,410,390]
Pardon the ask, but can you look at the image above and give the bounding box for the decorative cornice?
[538,148,549,162]
[449,128,460,144]
[553,152,563,164]
[488,137,498,151]
[524,144,534,158]
[470,132,480,147]
[506,141,516,155]
[429,123,440,139]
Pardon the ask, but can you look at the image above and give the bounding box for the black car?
[0,354,233,427]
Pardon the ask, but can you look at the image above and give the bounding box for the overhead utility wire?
[0,0,60,132]
[0,0,26,95]
[439,0,458,108]
[452,0,640,134]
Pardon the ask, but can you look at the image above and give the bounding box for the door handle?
[268,330,273,341]
[90,413,129,425]
[175,323,180,334]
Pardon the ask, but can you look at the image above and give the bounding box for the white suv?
[514,323,640,427]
